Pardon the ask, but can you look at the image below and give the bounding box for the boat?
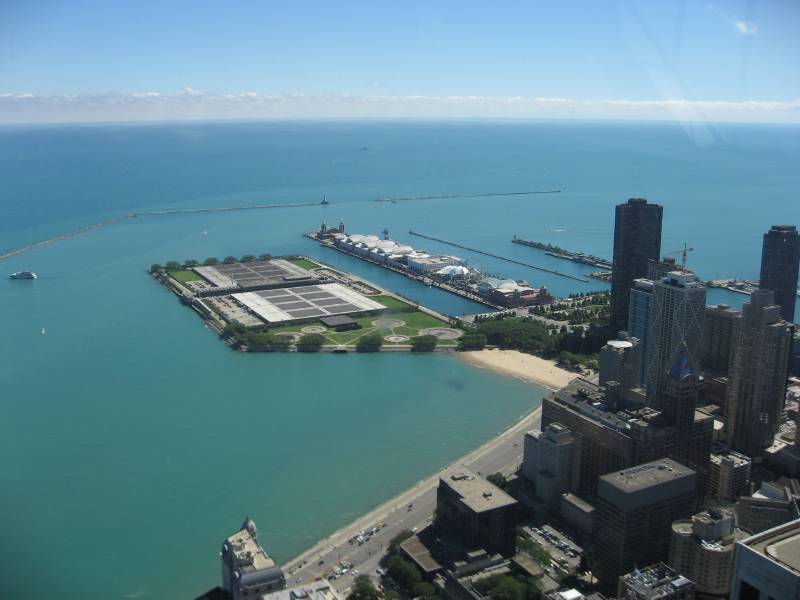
[9,271,37,279]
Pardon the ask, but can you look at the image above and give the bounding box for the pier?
[408,231,589,283]
[0,200,324,263]
[306,233,501,309]
[375,190,561,202]
[512,236,613,269]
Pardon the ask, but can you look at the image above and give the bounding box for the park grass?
[287,257,321,271]
[168,270,201,283]
[249,308,459,348]
[372,295,414,310]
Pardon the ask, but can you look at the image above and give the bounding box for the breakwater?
[512,237,613,270]
[375,190,561,202]
[0,201,323,262]
[408,231,589,283]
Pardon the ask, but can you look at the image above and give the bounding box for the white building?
[522,423,582,512]
[730,518,800,600]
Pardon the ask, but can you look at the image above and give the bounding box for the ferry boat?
[9,271,37,280]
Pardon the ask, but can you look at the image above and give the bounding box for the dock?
[408,231,589,283]
[305,233,503,309]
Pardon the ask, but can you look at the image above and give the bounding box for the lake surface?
[0,120,797,599]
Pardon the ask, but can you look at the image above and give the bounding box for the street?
[282,405,544,593]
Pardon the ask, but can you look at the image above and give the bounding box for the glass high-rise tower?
[759,224,799,323]
[610,198,663,332]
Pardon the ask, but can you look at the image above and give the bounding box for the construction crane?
[664,243,695,272]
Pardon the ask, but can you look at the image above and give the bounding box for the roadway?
[283,405,544,593]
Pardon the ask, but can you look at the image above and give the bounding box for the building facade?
[610,198,663,332]
[628,278,654,386]
[726,290,794,457]
[592,458,697,592]
[702,304,739,375]
[759,224,799,323]
[221,517,286,600]
[708,445,752,502]
[542,379,712,498]
[522,423,582,512]
[435,467,518,557]
[599,334,641,392]
[669,508,742,599]
[645,272,707,410]
[735,478,800,535]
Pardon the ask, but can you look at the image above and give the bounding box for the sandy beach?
[459,348,579,391]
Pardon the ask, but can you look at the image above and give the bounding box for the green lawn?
[372,295,414,310]
[244,301,459,348]
[287,257,321,271]
[168,269,201,283]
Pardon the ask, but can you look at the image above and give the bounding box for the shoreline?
[458,348,579,391]
[283,402,544,576]
[283,350,565,578]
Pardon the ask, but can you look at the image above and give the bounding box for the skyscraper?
[629,278,655,386]
[759,225,799,323]
[593,458,697,592]
[611,198,663,332]
[645,272,707,410]
[726,290,794,457]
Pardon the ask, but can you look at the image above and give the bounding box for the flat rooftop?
[744,519,800,575]
[260,581,340,600]
[234,283,385,323]
[194,259,317,290]
[441,466,517,513]
[400,535,442,574]
[598,458,696,510]
[225,528,277,573]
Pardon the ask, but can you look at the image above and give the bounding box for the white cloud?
[0,91,797,125]
[733,19,758,35]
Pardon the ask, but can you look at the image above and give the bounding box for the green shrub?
[356,333,384,353]
[411,335,437,352]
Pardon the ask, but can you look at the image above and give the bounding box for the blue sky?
[1,0,798,123]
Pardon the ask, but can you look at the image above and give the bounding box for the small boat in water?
[41,327,46,335]
[9,271,37,279]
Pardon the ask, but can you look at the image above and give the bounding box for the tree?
[223,256,238,264]
[386,555,421,592]
[184,259,199,268]
[388,530,414,554]
[458,333,487,351]
[357,333,383,353]
[487,472,508,491]
[297,333,324,352]
[347,576,381,600]
[149,264,163,273]
[203,257,220,266]
[165,260,181,271]
[259,253,273,261]
[411,335,437,352]
[241,254,256,263]
[412,582,436,600]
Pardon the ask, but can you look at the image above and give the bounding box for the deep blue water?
[0,120,797,599]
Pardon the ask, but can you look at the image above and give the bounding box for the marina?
[307,224,559,309]
[408,230,589,282]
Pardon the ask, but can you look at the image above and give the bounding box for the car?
[318,559,325,565]
[411,527,418,533]
[352,570,359,576]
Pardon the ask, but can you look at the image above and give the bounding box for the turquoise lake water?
[0,121,797,599]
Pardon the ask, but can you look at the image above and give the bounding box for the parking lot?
[524,524,583,574]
